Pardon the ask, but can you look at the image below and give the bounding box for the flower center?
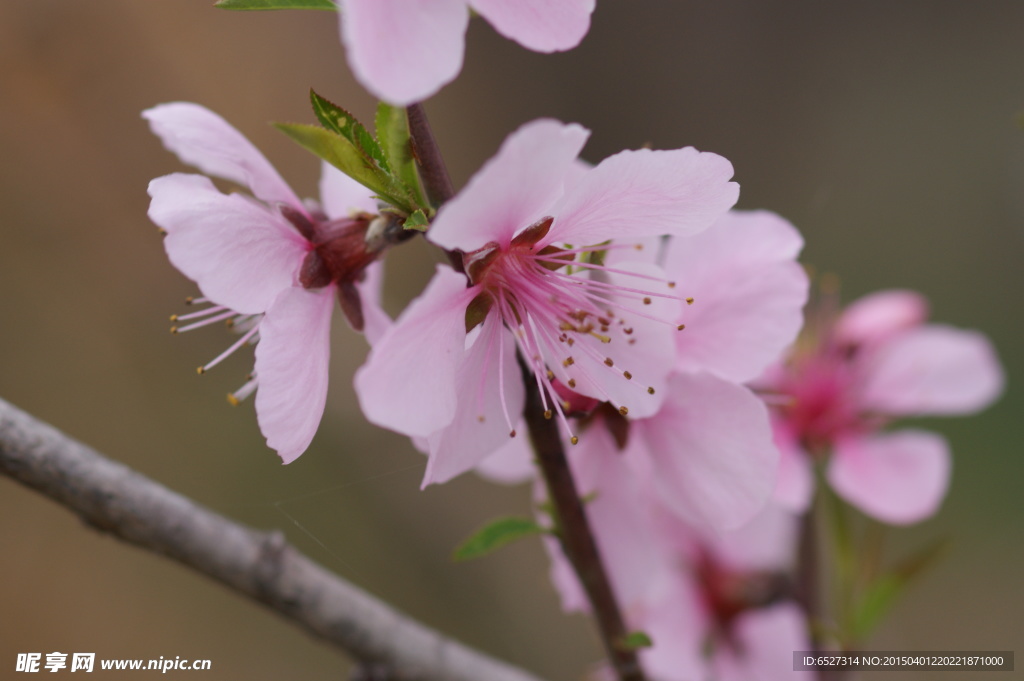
[463,217,687,442]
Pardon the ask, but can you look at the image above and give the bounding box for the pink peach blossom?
[145,102,386,463]
[339,0,595,105]
[356,118,739,486]
[764,289,1004,524]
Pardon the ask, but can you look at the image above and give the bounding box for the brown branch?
[406,103,455,209]
[520,362,648,681]
[0,397,547,681]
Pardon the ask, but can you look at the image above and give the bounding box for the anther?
[668,282,677,289]
[561,400,572,410]
[686,297,695,305]
[619,406,629,416]
[546,370,555,380]
[509,429,517,438]
[567,378,577,388]
[570,436,580,445]
[196,367,206,375]
[477,415,486,423]
[169,314,178,322]
[643,297,652,305]
[604,358,614,367]
[677,324,686,330]
[226,393,240,406]
[647,386,655,394]
[170,326,178,334]
[544,410,553,420]
[563,356,575,367]
[184,297,195,305]
[623,371,632,380]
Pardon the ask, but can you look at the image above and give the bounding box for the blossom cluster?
[142,3,1005,680]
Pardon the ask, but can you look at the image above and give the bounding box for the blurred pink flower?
[145,102,387,463]
[338,0,595,105]
[764,289,1004,524]
[356,118,739,486]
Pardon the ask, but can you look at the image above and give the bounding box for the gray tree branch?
[0,397,547,681]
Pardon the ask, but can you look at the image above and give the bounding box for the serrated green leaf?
[215,0,335,10]
[453,517,546,562]
[310,90,390,174]
[376,103,427,210]
[618,631,654,651]
[274,123,411,211]
[403,209,429,231]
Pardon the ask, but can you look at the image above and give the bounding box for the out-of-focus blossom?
[763,289,1004,524]
[356,118,739,486]
[145,102,388,463]
[339,0,596,105]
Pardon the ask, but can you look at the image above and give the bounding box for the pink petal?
[143,103,301,208]
[428,119,590,252]
[318,160,379,220]
[355,261,391,346]
[828,430,951,525]
[713,603,812,681]
[834,289,929,347]
[354,266,477,438]
[665,210,809,383]
[545,262,679,420]
[422,314,525,486]
[708,504,800,572]
[254,286,335,464]
[638,578,707,681]
[771,427,815,513]
[340,0,468,106]
[566,423,667,609]
[473,423,535,484]
[549,146,739,247]
[858,325,1004,416]
[148,174,308,314]
[638,372,778,531]
[469,0,594,52]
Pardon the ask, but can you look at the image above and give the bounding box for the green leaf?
[215,0,336,10]
[274,123,411,211]
[403,209,429,232]
[618,631,654,651]
[376,103,427,210]
[310,90,390,174]
[850,538,950,640]
[452,517,546,562]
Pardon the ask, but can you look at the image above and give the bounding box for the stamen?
[173,309,237,333]
[199,324,261,373]
[686,297,695,305]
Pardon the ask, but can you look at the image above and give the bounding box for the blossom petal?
[355,266,477,438]
[638,372,778,531]
[422,314,525,486]
[549,146,739,247]
[143,103,301,207]
[474,422,535,484]
[665,210,808,383]
[771,427,815,513]
[254,286,335,464]
[356,261,391,346]
[858,325,1004,416]
[340,0,468,106]
[708,504,799,572]
[318,160,379,219]
[714,604,811,681]
[834,289,929,347]
[828,430,951,525]
[428,119,590,251]
[148,174,307,314]
[638,578,707,681]
[568,424,667,609]
[469,0,594,52]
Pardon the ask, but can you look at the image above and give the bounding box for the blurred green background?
[1,1,1020,679]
